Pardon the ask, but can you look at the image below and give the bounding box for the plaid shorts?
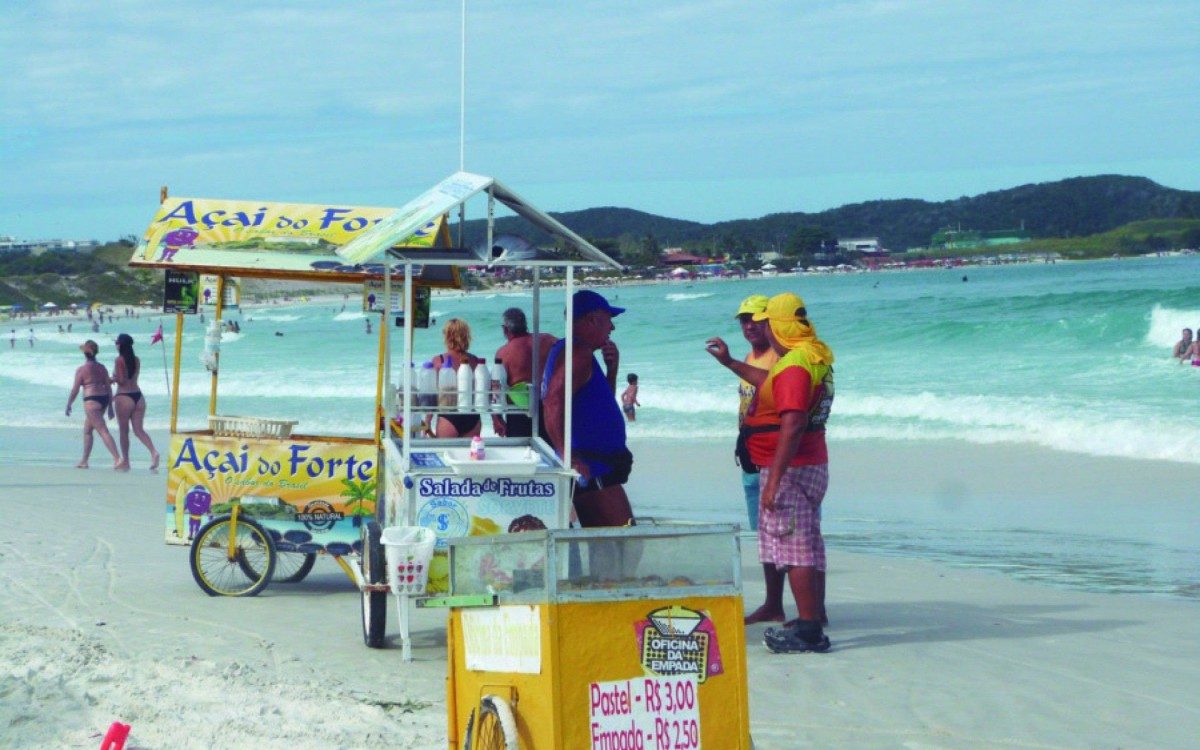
[758,464,828,571]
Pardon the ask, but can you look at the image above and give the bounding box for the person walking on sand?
[620,373,640,422]
[1172,328,1193,361]
[8,329,14,348]
[492,307,557,438]
[708,292,835,653]
[112,333,160,471]
[65,340,122,470]
[706,294,790,626]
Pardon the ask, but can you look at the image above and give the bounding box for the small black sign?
[394,285,431,329]
[164,270,200,314]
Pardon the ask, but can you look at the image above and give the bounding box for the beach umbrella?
[42,302,57,309]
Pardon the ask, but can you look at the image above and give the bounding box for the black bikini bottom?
[84,394,110,409]
[118,391,143,405]
[439,413,481,434]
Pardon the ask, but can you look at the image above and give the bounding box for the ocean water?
[3,255,1199,600]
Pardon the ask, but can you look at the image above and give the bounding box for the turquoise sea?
[3,255,1198,600]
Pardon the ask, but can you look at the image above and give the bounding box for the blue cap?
[572,289,625,320]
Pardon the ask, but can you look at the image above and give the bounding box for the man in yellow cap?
[706,294,787,624]
[709,291,834,652]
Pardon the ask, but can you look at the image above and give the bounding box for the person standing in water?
[66,340,121,470]
[112,333,160,471]
[1172,328,1193,361]
[620,373,640,422]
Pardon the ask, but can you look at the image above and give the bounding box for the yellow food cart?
[432,524,753,749]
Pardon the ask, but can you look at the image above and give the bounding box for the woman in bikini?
[65,339,122,469]
[112,332,161,470]
[430,318,484,438]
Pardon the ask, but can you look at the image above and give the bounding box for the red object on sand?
[100,721,131,750]
[150,323,164,345]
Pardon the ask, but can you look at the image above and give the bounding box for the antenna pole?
[459,0,466,171]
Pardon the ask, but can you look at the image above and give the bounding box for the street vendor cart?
[436,524,753,749]
[129,172,624,656]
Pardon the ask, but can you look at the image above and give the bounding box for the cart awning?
[336,172,622,270]
[128,197,460,286]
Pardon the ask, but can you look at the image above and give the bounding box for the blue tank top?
[541,339,626,478]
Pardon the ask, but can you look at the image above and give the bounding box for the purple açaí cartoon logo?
[160,227,199,262]
[184,484,213,540]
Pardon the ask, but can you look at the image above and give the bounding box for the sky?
[2,0,1198,241]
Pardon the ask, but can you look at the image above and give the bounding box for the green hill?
[0,241,161,308]
[466,174,1200,254]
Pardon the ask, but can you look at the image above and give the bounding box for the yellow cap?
[752,292,807,322]
[734,294,769,318]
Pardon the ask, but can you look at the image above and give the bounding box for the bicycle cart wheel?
[190,515,276,597]
[465,695,519,750]
[247,551,316,583]
[361,520,387,648]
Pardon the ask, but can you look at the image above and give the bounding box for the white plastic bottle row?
[395,359,508,413]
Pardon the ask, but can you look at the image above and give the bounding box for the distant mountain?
[465,175,1200,252]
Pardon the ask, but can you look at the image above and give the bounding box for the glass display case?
[447,524,742,604]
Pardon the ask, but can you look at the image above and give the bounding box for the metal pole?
[170,312,183,433]
[208,276,224,416]
[564,266,573,473]
[530,266,542,433]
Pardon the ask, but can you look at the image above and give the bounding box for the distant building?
[0,236,98,254]
[661,251,706,266]
[836,237,886,255]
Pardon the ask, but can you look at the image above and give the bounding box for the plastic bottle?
[491,358,507,412]
[456,362,472,410]
[417,361,437,408]
[469,435,486,460]
[437,364,457,409]
[473,361,490,412]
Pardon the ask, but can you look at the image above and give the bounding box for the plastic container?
[456,363,472,410]
[473,362,490,412]
[382,526,437,596]
[437,364,457,409]
[417,361,438,408]
[490,359,507,411]
[469,435,486,460]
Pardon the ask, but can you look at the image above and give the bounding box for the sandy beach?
[2,429,1199,748]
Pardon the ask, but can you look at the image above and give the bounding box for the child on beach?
[621,373,640,422]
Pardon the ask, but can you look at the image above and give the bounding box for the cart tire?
[361,521,387,648]
[467,695,518,749]
[190,515,276,597]
[272,551,317,583]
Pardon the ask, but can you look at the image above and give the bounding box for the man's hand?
[491,414,507,438]
[761,474,780,512]
[704,337,733,366]
[601,340,619,372]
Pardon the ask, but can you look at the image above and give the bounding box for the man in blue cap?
[542,289,635,529]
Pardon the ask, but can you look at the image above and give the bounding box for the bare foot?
[149,452,161,471]
[75,461,89,469]
[744,605,786,625]
[115,461,130,472]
